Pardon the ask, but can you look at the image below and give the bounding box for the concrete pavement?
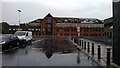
[70,38,120,68]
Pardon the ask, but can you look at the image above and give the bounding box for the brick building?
[39,13,104,37]
[4,13,104,37]
[103,17,113,38]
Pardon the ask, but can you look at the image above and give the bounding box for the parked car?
[2,35,20,51]
[14,31,32,43]
[2,31,32,51]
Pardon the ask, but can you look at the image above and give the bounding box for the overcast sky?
[1,0,112,25]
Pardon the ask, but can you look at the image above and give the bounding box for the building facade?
[3,13,105,37]
[40,13,104,37]
[104,17,113,38]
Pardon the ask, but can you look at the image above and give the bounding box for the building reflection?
[44,36,53,59]
[45,47,53,59]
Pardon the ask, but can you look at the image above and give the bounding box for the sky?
[1,0,112,25]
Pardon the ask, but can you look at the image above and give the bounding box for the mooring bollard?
[91,43,94,55]
[87,42,90,53]
[107,48,111,65]
[84,41,86,50]
[98,45,101,60]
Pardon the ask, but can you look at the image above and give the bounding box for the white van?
[14,31,32,43]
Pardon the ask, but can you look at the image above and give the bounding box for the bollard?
[87,42,90,53]
[107,48,111,65]
[84,41,86,50]
[80,40,81,47]
[73,37,75,42]
[82,40,83,49]
[91,43,94,55]
[98,45,101,60]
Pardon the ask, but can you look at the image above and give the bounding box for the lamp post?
[18,9,21,31]
[77,27,80,46]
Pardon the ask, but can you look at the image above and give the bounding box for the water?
[2,36,99,66]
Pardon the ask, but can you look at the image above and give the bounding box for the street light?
[77,27,80,46]
[18,9,21,31]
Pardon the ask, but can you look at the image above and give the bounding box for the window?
[9,29,11,30]
[46,24,51,28]
[13,29,15,30]
[47,17,52,23]
[67,29,69,31]
[99,34,101,36]
[107,32,109,36]
[110,32,112,36]
[32,29,34,31]
[28,29,31,30]
[71,29,73,32]
[80,34,82,36]
[64,29,66,31]
[47,29,51,32]
[36,29,38,31]
[65,20,68,23]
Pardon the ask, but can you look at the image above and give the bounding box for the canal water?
[2,37,100,66]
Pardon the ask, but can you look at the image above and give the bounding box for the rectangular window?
[9,29,11,30]
[47,17,52,23]
[46,24,51,28]
[13,29,15,30]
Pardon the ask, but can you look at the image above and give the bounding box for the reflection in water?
[77,50,80,64]
[45,47,53,59]
[2,36,99,66]
[43,36,77,59]
[44,36,53,59]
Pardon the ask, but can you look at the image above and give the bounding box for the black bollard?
[84,41,86,50]
[82,40,83,49]
[98,45,101,60]
[80,40,81,47]
[107,48,111,65]
[87,42,90,53]
[91,43,94,55]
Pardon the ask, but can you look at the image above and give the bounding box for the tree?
[0,22,10,34]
